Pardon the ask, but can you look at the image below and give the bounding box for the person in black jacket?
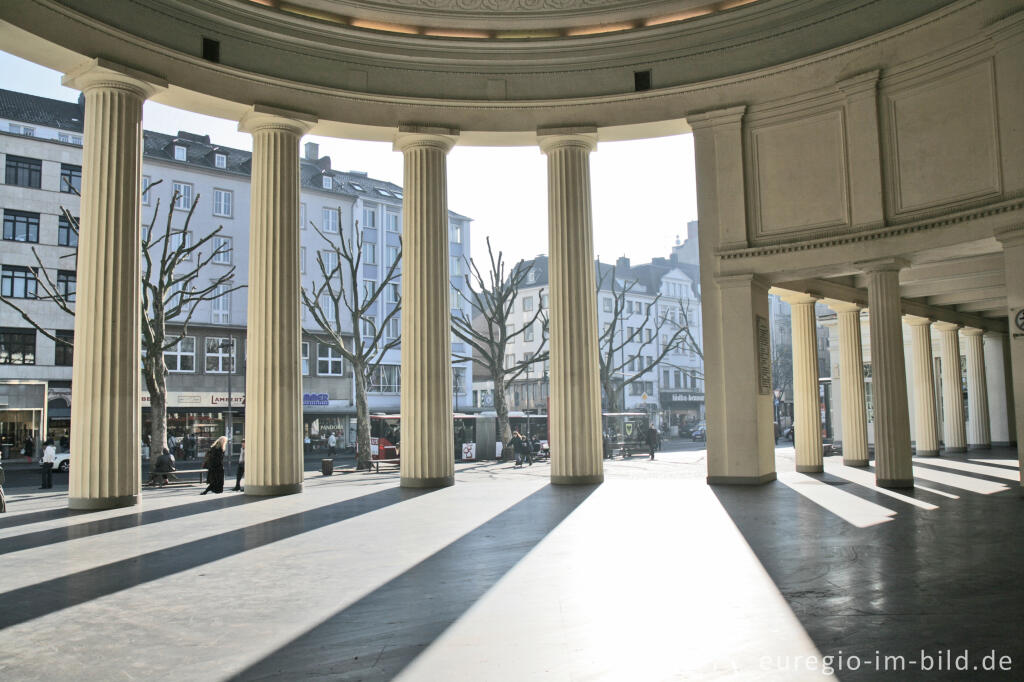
[645,425,659,460]
[201,436,227,495]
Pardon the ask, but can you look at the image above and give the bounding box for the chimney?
[304,141,319,160]
[616,256,631,270]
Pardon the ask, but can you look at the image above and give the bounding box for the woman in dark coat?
[201,436,227,495]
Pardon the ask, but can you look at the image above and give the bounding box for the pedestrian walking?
[201,436,227,495]
[41,438,55,488]
[0,462,7,513]
[233,439,245,491]
[645,425,659,461]
[327,432,338,458]
[23,435,34,461]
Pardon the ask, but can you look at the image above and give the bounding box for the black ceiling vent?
[202,38,220,63]
[634,70,652,92]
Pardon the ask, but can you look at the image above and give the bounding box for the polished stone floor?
[1,445,1022,681]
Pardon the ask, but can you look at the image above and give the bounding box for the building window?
[205,337,235,373]
[1,266,37,299]
[386,316,400,339]
[300,247,307,274]
[170,231,193,258]
[301,341,309,375]
[141,175,152,205]
[385,210,400,232]
[317,343,344,375]
[214,153,227,169]
[362,206,377,228]
[58,215,78,247]
[387,282,400,304]
[172,181,193,210]
[55,330,74,366]
[505,353,516,368]
[164,336,196,372]
[363,242,376,265]
[212,284,231,324]
[369,364,400,392]
[213,189,233,217]
[320,294,336,323]
[5,155,42,188]
[540,293,548,309]
[300,203,307,229]
[56,270,76,301]
[450,256,462,277]
[9,123,35,137]
[212,236,232,264]
[522,296,534,312]
[322,207,339,233]
[361,316,376,337]
[60,164,82,193]
[449,221,462,242]
[0,328,35,365]
[322,175,332,190]
[57,133,82,145]
[174,145,187,161]
[524,324,534,342]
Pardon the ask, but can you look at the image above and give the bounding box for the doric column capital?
[62,58,167,99]
[687,105,746,132]
[934,321,961,333]
[983,330,1008,340]
[827,300,863,314]
[903,314,933,326]
[856,257,909,274]
[961,327,985,337]
[238,105,316,136]
[537,127,597,154]
[394,126,459,154]
[777,291,819,306]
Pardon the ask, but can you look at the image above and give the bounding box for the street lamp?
[218,338,235,452]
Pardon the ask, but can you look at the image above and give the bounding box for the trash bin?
[321,458,334,476]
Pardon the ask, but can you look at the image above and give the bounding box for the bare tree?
[302,214,401,471]
[142,187,242,456]
[596,270,690,412]
[1,182,242,457]
[451,237,548,451]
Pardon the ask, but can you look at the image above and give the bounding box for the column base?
[843,459,870,467]
[551,474,604,486]
[968,444,992,450]
[245,483,302,496]
[877,477,914,489]
[796,464,823,473]
[943,446,967,454]
[707,472,777,485]
[68,494,138,511]
[914,450,940,457]
[992,441,1014,447]
[400,476,454,489]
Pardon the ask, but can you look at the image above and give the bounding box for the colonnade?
[779,276,1017,491]
[62,59,606,509]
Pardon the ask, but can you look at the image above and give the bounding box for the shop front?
[142,391,246,458]
[660,391,705,436]
[302,392,354,453]
[0,380,47,459]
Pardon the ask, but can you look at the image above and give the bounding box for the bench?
[144,468,207,486]
[370,444,399,473]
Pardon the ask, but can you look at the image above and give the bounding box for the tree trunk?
[354,364,371,471]
[493,370,511,459]
[143,356,169,462]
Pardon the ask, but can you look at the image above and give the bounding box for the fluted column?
[962,328,991,450]
[780,293,822,473]
[906,316,940,457]
[61,60,165,510]
[830,303,869,466]
[936,322,967,454]
[862,261,913,488]
[395,128,458,488]
[239,106,313,496]
[539,129,603,485]
[983,332,1014,446]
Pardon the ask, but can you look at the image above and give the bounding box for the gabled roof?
[0,88,84,133]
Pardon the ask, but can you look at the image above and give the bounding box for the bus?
[369,413,498,463]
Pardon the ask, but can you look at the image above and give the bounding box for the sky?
[0,52,698,268]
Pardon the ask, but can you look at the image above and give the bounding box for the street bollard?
[321,458,334,476]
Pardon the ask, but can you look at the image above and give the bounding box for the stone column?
[983,332,1014,446]
[995,227,1024,486]
[862,261,913,488]
[906,316,940,457]
[780,293,822,473]
[936,322,967,454]
[395,128,458,488]
[830,302,869,466]
[538,129,603,485]
[963,328,991,450]
[239,106,314,496]
[61,59,165,510]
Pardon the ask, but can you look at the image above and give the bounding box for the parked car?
[691,422,706,442]
[53,451,70,473]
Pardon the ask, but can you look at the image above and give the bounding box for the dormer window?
[214,153,227,169]
[322,175,332,190]
[174,145,187,161]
